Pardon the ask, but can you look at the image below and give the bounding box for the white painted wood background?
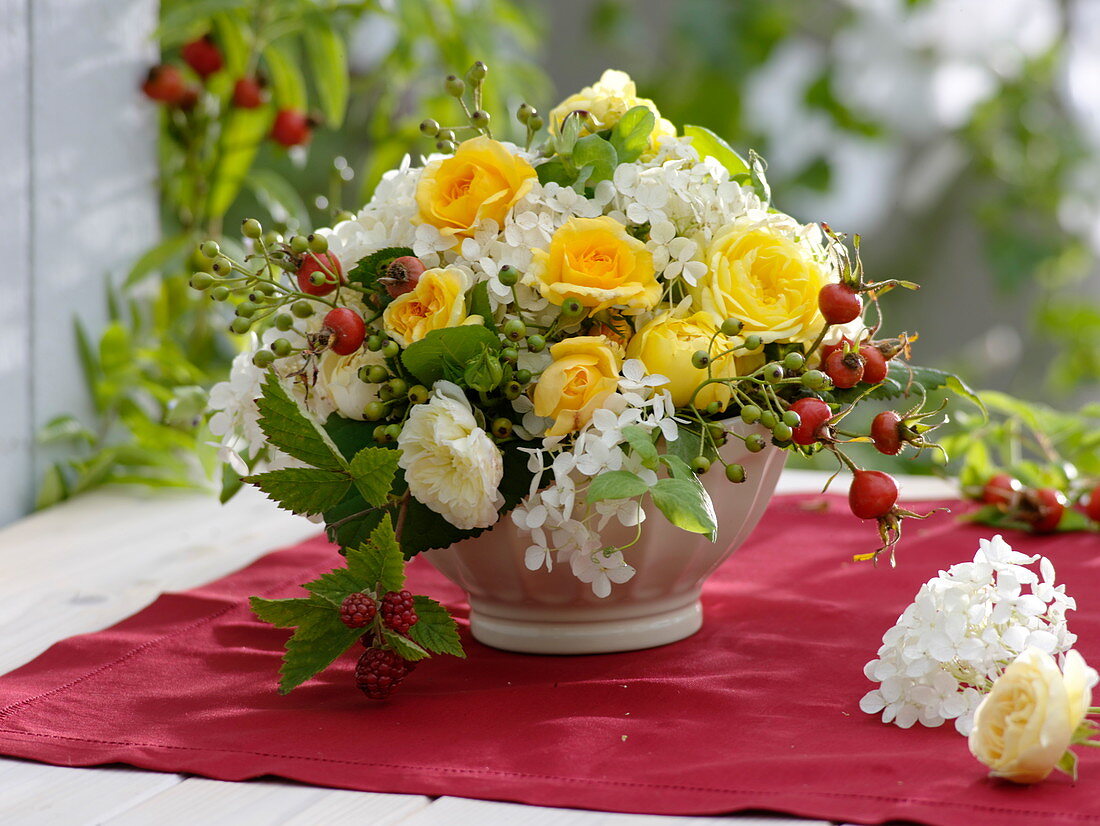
[0,0,160,528]
[0,470,955,825]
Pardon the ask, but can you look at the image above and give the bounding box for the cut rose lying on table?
[195,65,979,699]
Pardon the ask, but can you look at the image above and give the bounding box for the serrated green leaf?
[346,246,415,290]
[278,609,361,694]
[572,134,618,185]
[346,515,406,592]
[401,325,501,387]
[247,467,351,515]
[349,447,400,507]
[250,596,328,628]
[610,105,655,163]
[683,125,750,177]
[649,477,718,541]
[409,596,465,658]
[621,425,658,469]
[586,470,650,503]
[303,15,348,128]
[255,373,345,471]
[303,566,365,606]
[382,628,430,662]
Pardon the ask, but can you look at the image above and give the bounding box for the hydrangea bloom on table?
[196,62,976,699]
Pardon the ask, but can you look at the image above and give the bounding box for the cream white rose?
[397,381,504,530]
[315,347,385,421]
[969,648,1098,784]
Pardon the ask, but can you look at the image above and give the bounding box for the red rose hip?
[789,397,832,445]
[859,344,888,384]
[1026,488,1065,534]
[181,35,223,79]
[232,77,264,109]
[296,251,343,296]
[982,473,1019,506]
[323,308,366,355]
[870,410,903,456]
[818,283,863,325]
[849,470,899,519]
[1086,484,1100,523]
[272,109,312,147]
[824,348,865,389]
[141,65,188,104]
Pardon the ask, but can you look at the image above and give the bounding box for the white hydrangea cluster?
[510,359,681,597]
[860,535,1078,735]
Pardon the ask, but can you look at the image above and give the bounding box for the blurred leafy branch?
[37,0,547,507]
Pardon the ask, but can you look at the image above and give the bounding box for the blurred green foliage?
[38,0,546,507]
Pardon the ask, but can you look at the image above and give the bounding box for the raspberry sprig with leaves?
[251,515,464,698]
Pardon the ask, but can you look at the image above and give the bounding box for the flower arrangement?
[195,64,975,698]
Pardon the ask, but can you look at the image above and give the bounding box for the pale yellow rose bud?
[548,69,676,154]
[969,648,1098,784]
[382,267,468,347]
[626,312,738,411]
[533,336,622,437]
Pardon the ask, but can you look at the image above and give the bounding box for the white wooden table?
[0,470,954,825]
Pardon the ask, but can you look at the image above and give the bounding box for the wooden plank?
[0,759,182,826]
[0,0,34,528]
[27,0,161,491]
[103,778,430,826]
[397,796,830,825]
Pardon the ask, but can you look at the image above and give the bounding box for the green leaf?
[349,447,400,507]
[123,233,191,287]
[620,425,658,469]
[571,134,618,185]
[206,105,272,220]
[649,477,718,541]
[536,160,572,186]
[346,515,406,593]
[324,415,395,462]
[346,246,414,290]
[262,40,307,110]
[609,105,655,163]
[586,470,650,503]
[250,596,325,629]
[666,422,718,466]
[303,566,364,607]
[156,0,250,45]
[255,372,345,471]
[401,325,501,387]
[1056,749,1079,782]
[382,628,430,662]
[467,280,498,333]
[211,11,250,77]
[278,608,361,694]
[247,467,351,514]
[408,596,465,658]
[35,464,68,509]
[659,453,695,481]
[683,125,750,177]
[219,461,246,504]
[38,415,95,446]
[303,15,349,128]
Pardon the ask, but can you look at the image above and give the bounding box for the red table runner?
[1,494,1098,825]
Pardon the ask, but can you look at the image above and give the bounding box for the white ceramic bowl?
[424,421,787,654]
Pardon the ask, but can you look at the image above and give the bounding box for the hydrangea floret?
[860,535,1078,735]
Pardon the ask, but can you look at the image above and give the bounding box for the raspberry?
[381,590,418,634]
[339,593,377,629]
[355,647,415,700]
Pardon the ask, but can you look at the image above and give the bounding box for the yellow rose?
[549,69,676,153]
[382,267,468,347]
[533,336,622,437]
[969,648,1098,784]
[529,216,659,314]
[415,136,536,242]
[692,222,831,344]
[626,312,738,410]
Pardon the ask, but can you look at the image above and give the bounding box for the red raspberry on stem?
[296,251,343,296]
[818,283,863,325]
[849,470,899,520]
[323,308,366,355]
[859,344,888,384]
[824,348,865,389]
[232,77,264,109]
[339,593,377,629]
[789,397,831,445]
[272,109,312,147]
[181,35,223,79]
[355,647,415,700]
[141,65,188,104]
[381,590,418,634]
[982,473,1020,506]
